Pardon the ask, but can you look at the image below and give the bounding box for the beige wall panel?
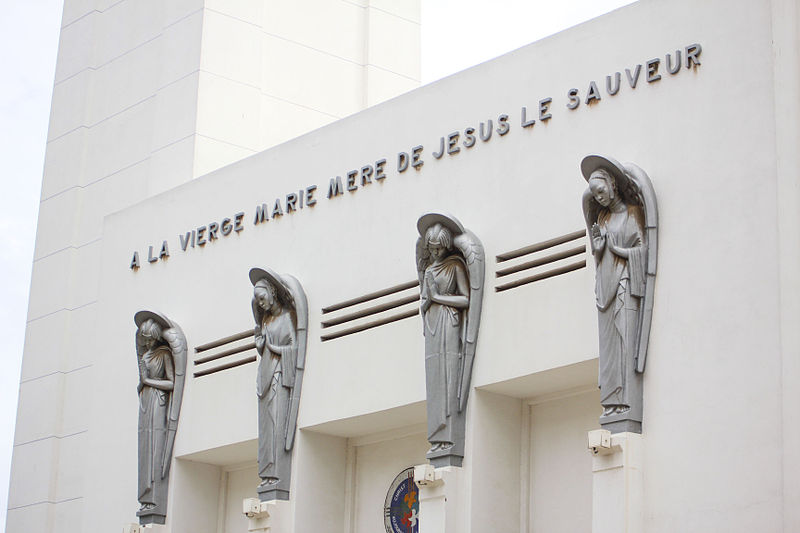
[258,95,337,150]
[366,8,420,79]
[193,135,257,179]
[13,374,64,446]
[365,64,423,108]
[51,498,84,533]
[147,135,196,195]
[468,391,522,533]
[20,305,97,382]
[27,249,78,321]
[90,0,163,67]
[5,503,52,533]
[33,189,79,260]
[293,432,347,533]
[162,0,204,27]
[61,0,97,29]
[54,13,95,83]
[47,70,91,142]
[205,0,264,24]
[222,466,259,533]
[82,99,156,185]
[369,0,420,23]
[150,72,200,152]
[195,73,262,151]
[53,434,87,502]
[74,161,150,245]
[156,9,204,87]
[261,34,363,117]
[170,460,221,533]
[41,129,87,200]
[199,10,263,88]
[58,369,91,438]
[20,311,70,382]
[529,390,598,533]
[84,39,161,126]
[7,438,58,508]
[260,0,366,64]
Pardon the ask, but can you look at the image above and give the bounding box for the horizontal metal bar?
[194,341,256,365]
[496,229,585,263]
[322,280,419,314]
[194,329,253,353]
[193,355,257,378]
[321,308,418,342]
[322,294,420,328]
[495,260,586,292]
[496,245,586,278]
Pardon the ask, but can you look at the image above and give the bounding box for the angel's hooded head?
[588,168,617,208]
[253,279,280,314]
[425,223,453,262]
[139,318,163,350]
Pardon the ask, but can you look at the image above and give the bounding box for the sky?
[0,0,635,528]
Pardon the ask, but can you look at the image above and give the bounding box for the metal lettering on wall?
[129,43,701,270]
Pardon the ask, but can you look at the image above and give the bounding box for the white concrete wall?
[90,0,797,529]
[13,0,800,531]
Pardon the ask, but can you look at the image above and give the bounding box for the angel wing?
[622,163,658,373]
[582,188,603,240]
[415,236,431,285]
[453,229,485,412]
[161,319,187,478]
[282,274,308,451]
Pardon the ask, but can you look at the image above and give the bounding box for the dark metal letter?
[646,58,661,83]
[398,152,410,173]
[374,159,387,180]
[463,127,476,147]
[327,176,344,198]
[567,88,580,109]
[625,65,642,88]
[447,132,460,155]
[411,146,424,170]
[521,107,536,128]
[606,72,621,95]
[496,114,510,136]
[538,98,552,121]
[666,51,681,74]
[685,43,702,68]
[432,137,445,159]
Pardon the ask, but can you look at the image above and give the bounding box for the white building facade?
[8,0,800,532]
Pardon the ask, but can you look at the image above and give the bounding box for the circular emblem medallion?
[383,467,419,533]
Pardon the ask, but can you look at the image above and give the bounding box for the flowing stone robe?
[422,255,469,445]
[137,346,174,511]
[257,310,296,486]
[595,204,646,411]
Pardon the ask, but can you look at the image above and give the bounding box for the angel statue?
[249,267,308,501]
[581,155,658,434]
[416,213,484,467]
[134,310,187,525]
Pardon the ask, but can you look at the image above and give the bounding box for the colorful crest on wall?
[383,467,419,533]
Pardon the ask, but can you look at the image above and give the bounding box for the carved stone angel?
[134,310,187,525]
[249,267,308,501]
[416,213,484,467]
[581,155,658,434]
